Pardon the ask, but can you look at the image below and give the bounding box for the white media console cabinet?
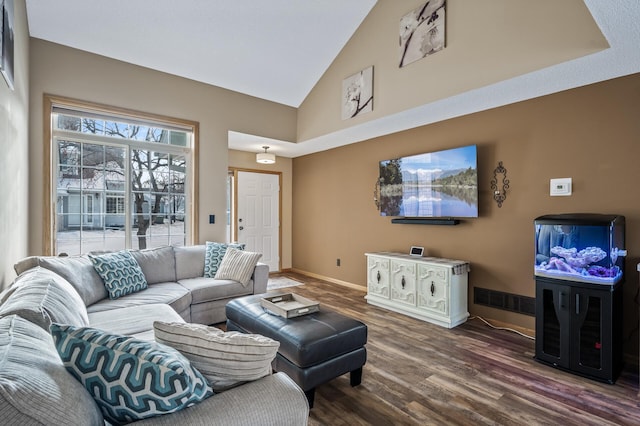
[365,252,470,328]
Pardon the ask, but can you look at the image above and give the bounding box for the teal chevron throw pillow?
[89,250,148,299]
[50,323,213,425]
[204,242,245,278]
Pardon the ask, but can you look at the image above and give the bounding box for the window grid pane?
[53,109,192,254]
[56,112,188,146]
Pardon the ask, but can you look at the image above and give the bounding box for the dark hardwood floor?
[269,272,640,426]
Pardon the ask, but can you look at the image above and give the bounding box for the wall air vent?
[474,287,535,316]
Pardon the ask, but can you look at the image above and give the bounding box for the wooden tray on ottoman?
[261,293,320,318]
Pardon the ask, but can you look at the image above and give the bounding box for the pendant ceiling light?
[256,146,276,164]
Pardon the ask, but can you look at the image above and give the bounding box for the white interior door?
[237,171,280,271]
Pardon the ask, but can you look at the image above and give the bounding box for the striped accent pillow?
[214,248,262,287]
[50,323,213,424]
[203,242,245,278]
[154,321,279,392]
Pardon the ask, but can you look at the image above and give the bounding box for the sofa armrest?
[131,372,309,425]
[13,256,39,276]
[252,262,269,294]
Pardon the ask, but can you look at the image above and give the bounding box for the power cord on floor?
[469,315,535,340]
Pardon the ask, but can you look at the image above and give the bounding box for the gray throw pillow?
[0,315,104,425]
[38,255,108,306]
[174,245,206,280]
[131,246,177,284]
[0,267,89,330]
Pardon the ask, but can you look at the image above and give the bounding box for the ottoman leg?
[304,388,316,409]
[350,367,363,387]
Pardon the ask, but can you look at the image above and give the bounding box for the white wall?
[0,0,29,289]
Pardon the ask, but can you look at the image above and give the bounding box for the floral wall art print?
[399,0,446,68]
[342,66,373,120]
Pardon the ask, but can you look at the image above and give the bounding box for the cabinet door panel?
[390,260,416,306]
[575,293,602,371]
[571,288,613,380]
[417,264,449,315]
[367,256,389,298]
[535,280,571,368]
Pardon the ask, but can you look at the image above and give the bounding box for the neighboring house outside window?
[45,96,198,256]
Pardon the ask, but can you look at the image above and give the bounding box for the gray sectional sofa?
[0,245,310,425]
[14,244,268,325]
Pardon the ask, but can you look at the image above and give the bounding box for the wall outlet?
[550,178,572,196]
[336,258,341,267]
[209,214,215,224]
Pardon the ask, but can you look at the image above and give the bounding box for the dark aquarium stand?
[535,278,623,383]
[533,214,625,384]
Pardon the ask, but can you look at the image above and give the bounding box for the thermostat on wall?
[550,178,572,196]
[410,246,424,257]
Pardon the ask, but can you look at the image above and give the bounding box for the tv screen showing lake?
[379,145,478,218]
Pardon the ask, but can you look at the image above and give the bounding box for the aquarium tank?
[534,214,626,285]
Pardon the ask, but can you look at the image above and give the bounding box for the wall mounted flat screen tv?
[379,144,478,218]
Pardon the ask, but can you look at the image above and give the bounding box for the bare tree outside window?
[53,111,191,255]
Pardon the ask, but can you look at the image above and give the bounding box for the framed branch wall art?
[1,0,14,90]
[342,66,373,120]
[399,0,446,68]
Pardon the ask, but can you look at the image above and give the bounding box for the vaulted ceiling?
[26,1,640,157]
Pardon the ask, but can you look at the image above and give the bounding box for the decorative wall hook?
[373,179,380,210]
[491,161,509,208]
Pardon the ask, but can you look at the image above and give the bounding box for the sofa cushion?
[86,282,192,318]
[50,323,213,425]
[0,267,89,330]
[174,245,207,280]
[35,255,108,306]
[130,372,309,426]
[131,246,177,285]
[89,250,148,299]
[214,248,262,287]
[154,321,279,392]
[88,303,185,336]
[204,242,245,278]
[178,277,252,304]
[0,315,103,425]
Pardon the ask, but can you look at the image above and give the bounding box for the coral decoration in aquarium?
[534,214,626,285]
[378,145,478,218]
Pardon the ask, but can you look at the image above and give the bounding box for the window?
[106,195,125,214]
[45,96,198,255]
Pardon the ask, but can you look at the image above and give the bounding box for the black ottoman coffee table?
[226,293,367,408]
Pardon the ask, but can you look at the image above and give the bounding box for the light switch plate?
[550,178,572,196]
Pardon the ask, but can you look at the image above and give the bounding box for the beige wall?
[28,39,297,257]
[292,73,640,356]
[0,0,29,289]
[228,149,293,270]
[297,0,606,141]
[6,1,635,357]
